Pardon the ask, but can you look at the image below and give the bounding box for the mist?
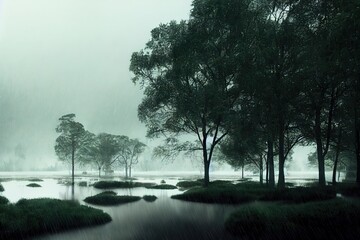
[0,0,192,169]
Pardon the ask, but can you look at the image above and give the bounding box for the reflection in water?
[0,177,238,240]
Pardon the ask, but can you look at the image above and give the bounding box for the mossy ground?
[0,198,111,239]
[84,192,141,206]
[93,181,155,189]
[225,199,360,239]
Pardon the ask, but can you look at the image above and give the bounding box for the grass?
[98,191,117,196]
[334,183,360,197]
[92,181,155,189]
[171,184,255,204]
[225,199,360,239]
[84,192,141,206]
[0,197,111,239]
[0,183,4,192]
[172,181,337,204]
[143,195,157,202]
[26,183,41,187]
[78,181,87,187]
[146,184,177,190]
[176,180,202,189]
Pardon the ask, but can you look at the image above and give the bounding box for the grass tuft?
[143,195,157,202]
[93,181,156,189]
[146,184,177,190]
[84,193,141,206]
[26,183,41,188]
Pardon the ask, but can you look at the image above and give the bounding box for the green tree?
[130,0,264,186]
[55,114,86,190]
[116,136,146,178]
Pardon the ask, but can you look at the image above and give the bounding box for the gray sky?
[0,0,192,168]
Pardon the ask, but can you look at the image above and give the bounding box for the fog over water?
[0,0,192,169]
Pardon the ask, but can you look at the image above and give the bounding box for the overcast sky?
[0,0,193,168]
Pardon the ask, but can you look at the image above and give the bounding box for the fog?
[0,0,192,169]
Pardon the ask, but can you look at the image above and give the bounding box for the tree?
[116,136,146,178]
[130,0,264,186]
[80,133,120,177]
[55,114,86,190]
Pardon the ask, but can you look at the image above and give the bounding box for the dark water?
[0,176,239,240]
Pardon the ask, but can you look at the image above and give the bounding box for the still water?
[0,173,239,240]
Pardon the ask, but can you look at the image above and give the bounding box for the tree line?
[130,0,360,187]
[54,114,146,187]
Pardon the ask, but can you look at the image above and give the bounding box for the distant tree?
[116,136,146,178]
[55,114,86,189]
[80,133,120,177]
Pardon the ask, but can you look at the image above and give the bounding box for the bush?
[260,187,336,203]
[98,191,117,196]
[0,196,9,205]
[26,183,41,188]
[225,199,360,239]
[143,195,157,202]
[84,193,141,206]
[0,198,111,239]
[27,178,43,182]
[146,184,177,190]
[78,181,87,187]
[171,184,255,204]
[93,181,155,189]
[0,183,4,192]
[160,180,166,184]
[176,180,202,189]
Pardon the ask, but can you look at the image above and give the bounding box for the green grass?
[0,183,4,192]
[146,184,177,190]
[335,183,360,197]
[176,180,202,189]
[225,199,360,239]
[143,195,157,202]
[92,181,155,189]
[84,193,141,206]
[171,184,255,204]
[78,181,87,187]
[0,198,111,239]
[26,183,41,187]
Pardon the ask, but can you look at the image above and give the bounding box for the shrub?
[84,193,141,206]
[0,196,9,205]
[26,183,41,188]
[146,184,177,190]
[0,183,4,192]
[176,180,202,189]
[225,199,360,239]
[78,181,87,187]
[160,180,166,184]
[93,181,155,189]
[171,184,255,204]
[143,195,157,202]
[0,198,111,239]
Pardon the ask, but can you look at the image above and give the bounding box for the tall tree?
[130,0,264,186]
[116,136,146,178]
[55,114,86,191]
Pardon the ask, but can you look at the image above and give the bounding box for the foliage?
[0,184,4,192]
[0,198,111,239]
[0,196,9,205]
[26,183,41,187]
[225,199,360,239]
[146,184,177,190]
[84,193,141,206]
[92,181,155,189]
[176,180,202,189]
[143,195,157,202]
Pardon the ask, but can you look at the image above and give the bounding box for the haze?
[0,0,192,169]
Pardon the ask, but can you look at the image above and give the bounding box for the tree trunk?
[315,107,326,186]
[332,129,342,185]
[278,119,285,189]
[71,142,75,199]
[98,167,101,178]
[259,156,263,185]
[266,157,269,185]
[241,161,244,179]
[129,166,132,178]
[267,138,275,188]
[125,163,128,178]
[204,160,210,187]
[355,104,360,184]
